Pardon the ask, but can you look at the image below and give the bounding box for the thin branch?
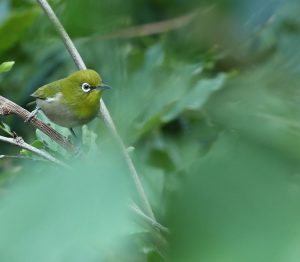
[0,154,47,161]
[130,202,169,234]
[98,102,156,220]
[0,135,70,168]
[98,11,197,40]
[36,0,157,222]
[0,96,75,153]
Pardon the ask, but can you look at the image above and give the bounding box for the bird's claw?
[24,107,40,123]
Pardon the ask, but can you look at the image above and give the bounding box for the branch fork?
[0,96,74,152]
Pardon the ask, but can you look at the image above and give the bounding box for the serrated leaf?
[0,61,14,73]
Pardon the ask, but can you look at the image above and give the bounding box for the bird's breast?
[36,92,97,127]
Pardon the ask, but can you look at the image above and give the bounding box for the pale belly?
[36,98,94,128]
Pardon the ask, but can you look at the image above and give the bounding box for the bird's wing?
[31,80,62,100]
[26,100,36,108]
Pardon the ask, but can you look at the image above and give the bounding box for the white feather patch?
[46,92,62,103]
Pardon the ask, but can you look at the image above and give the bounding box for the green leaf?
[168,131,300,262]
[0,121,14,136]
[35,112,71,156]
[0,61,14,73]
[19,149,32,157]
[0,7,40,55]
[0,148,132,262]
[31,140,45,150]
[20,140,45,157]
[162,73,226,122]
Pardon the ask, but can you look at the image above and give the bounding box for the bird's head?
[66,69,110,99]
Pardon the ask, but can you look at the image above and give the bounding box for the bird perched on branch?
[27,69,110,134]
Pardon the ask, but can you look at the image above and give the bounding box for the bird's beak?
[95,84,111,90]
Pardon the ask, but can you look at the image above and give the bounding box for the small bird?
[27,69,110,133]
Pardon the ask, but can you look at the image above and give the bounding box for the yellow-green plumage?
[31,69,108,128]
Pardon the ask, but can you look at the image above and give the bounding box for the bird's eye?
[81,82,91,93]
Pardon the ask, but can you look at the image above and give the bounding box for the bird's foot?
[25,107,40,123]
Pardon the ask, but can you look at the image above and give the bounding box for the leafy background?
[1,0,300,261]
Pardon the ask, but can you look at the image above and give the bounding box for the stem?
[99,101,156,220]
[36,0,157,221]
[0,154,47,162]
[130,202,169,233]
[98,11,197,40]
[0,135,70,168]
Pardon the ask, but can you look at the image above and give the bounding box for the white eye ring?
[81,82,91,93]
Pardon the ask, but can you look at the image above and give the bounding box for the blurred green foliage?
[1,0,300,261]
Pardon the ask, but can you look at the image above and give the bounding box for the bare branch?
[0,135,70,168]
[0,154,47,162]
[98,101,156,220]
[130,202,170,234]
[0,96,75,153]
[36,0,157,222]
[98,11,197,40]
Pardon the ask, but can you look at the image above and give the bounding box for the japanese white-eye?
[28,69,109,128]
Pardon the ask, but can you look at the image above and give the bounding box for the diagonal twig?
[0,135,70,168]
[130,201,169,233]
[98,11,198,40]
[0,154,47,162]
[36,0,157,222]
